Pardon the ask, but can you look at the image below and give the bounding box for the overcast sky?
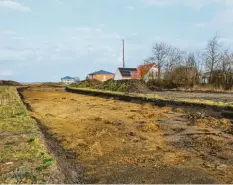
[1,0,233,82]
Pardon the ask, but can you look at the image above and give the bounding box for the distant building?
[114,68,141,80]
[61,76,75,84]
[137,63,159,82]
[88,70,114,82]
[200,72,210,84]
[74,77,80,83]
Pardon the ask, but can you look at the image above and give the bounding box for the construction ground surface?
[22,88,233,184]
[154,91,233,103]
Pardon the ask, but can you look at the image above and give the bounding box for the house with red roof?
[137,63,159,82]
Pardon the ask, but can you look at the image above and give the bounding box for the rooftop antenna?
[122,39,125,68]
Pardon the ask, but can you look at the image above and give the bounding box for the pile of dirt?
[0,80,21,86]
[96,80,151,93]
[73,80,102,88]
[73,79,151,93]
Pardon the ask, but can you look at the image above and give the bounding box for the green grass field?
[0,86,56,183]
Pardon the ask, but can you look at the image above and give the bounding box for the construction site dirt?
[21,88,233,184]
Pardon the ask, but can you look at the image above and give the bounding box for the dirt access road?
[22,89,233,184]
[155,91,233,103]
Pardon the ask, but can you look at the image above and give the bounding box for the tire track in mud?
[17,89,91,184]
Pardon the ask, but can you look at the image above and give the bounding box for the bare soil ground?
[155,91,233,103]
[22,89,233,184]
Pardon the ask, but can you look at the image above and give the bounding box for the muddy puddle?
[20,88,233,184]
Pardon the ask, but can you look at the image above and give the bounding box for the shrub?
[211,71,233,90]
[147,79,178,90]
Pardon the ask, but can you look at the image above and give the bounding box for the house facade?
[138,63,159,82]
[200,72,210,84]
[88,70,114,82]
[114,64,158,81]
[61,76,75,84]
[114,68,141,80]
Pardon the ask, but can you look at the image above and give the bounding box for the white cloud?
[55,0,64,5]
[0,0,31,12]
[126,5,135,10]
[192,22,206,28]
[0,27,125,67]
[0,69,13,77]
[141,0,233,10]
[142,0,181,6]
[185,1,204,10]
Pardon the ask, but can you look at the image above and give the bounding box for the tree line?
[144,34,233,90]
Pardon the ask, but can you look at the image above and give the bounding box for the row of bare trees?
[144,35,233,90]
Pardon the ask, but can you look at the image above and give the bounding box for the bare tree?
[143,58,150,64]
[204,34,222,82]
[186,53,200,85]
[229,52,233,72]
[221,49,233,72]
[186,53,197,68]
[195,51,205,74]
[143,57,155,65]
[167,46,184,70]
[218,50,233,90]
[152,42,170,80]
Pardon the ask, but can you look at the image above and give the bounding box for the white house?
[114,68,141,80]
[138,63,159,82]
[200,72,210,84]
[114,64,159,82]
[61,76,75,85]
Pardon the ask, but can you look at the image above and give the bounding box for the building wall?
[144,66,159,82]
[114,69,141,80]
[201,77,209,84]
[114,69,123,80]
[131,71,141,79]
[61,79,75,84]
[88,74,114,82]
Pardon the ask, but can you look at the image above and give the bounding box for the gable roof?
[88,70,114,75]
[61,76,74,80]
[138,63,155,71]
[118,68,138,77]
[137,63,156,77]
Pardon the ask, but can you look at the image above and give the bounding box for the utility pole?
[123,39,125,68]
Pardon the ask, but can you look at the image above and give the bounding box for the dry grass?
[136,122,160,132]
[90,141,103,157]
[196,117,233,131]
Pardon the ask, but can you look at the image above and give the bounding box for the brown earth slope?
[22,89,233,184]
[0,80,21,86]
